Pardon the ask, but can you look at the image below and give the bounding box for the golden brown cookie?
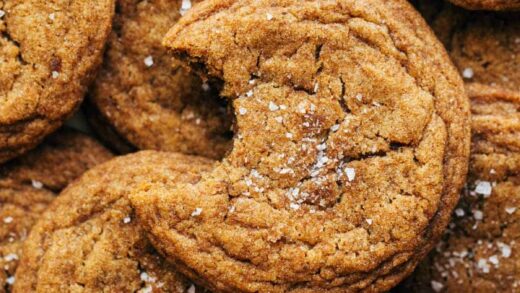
[396,83,520,292]
[448,0,520,10]
[130,0,471,291]
[418,2,520,92]
[90,0,232,159]
[0,130,112,293]
[83,100,136,154]
[0,0,115,163]
[13,151,213,293]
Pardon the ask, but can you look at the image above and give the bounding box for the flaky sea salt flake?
[191,208,203,217]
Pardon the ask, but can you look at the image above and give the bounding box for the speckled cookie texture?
[0,0,115,163]
[0,130,112,293]
[417,1,520,92]
[13,151,213,293]
[90,0,232,159]
[129,0,471,292]
[447,0,520,10]
[396,83,520,293]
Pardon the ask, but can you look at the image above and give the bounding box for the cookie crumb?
[180,0,192,15]
[144,56,154,67]
[462,68,474,79]
[191,208,203,217]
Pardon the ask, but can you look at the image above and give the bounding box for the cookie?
[83,100,136,154]
[129,0,471,291]
[90,0,232,159]
[447,0,520,11]
[0,0,115,163]
[13,151,213,292]
[396,83,520,292]
[417,2,520,92]
[0,130,112,292]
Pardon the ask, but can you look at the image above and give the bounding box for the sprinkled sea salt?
[239,108,247,115]
[275,116,283,123]
[187,284,196,293]
[4,253,18,262]
[355,93,363,102]
[266,12,273,20]
[431,280,444,292]
[473,210,484,221]
[506,207,517,214]
[289,203,300,210]
[498,242,512,258]
[477,258,490,273]
[462,68,474,79]
[475,181,492,197]
[345,167,356,182]
[489,255,499,265]
[6,276,15,285]
[0,10,5,18]
[32,179,43,189]
[191,207,202,217]
[51,71,59,79]
[49,13,55,21]
[455,208,465,217]
[144,56,154,67]
[269,101,279,111]
[179,0,192,15]
[123,217,131,224]
[3,216,13,224]
[366,218,373,225]
[331,124,340,132]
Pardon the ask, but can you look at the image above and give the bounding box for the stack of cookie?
[0,0,517,292]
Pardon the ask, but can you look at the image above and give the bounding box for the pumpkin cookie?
[13,151,213,293]
[448,0,520,11]
[0,130,112,292]
[418,1,520,91]
[130,0,470,292]
[0,0,115,163]
[397,83,520,292]
[90,0,232,159]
